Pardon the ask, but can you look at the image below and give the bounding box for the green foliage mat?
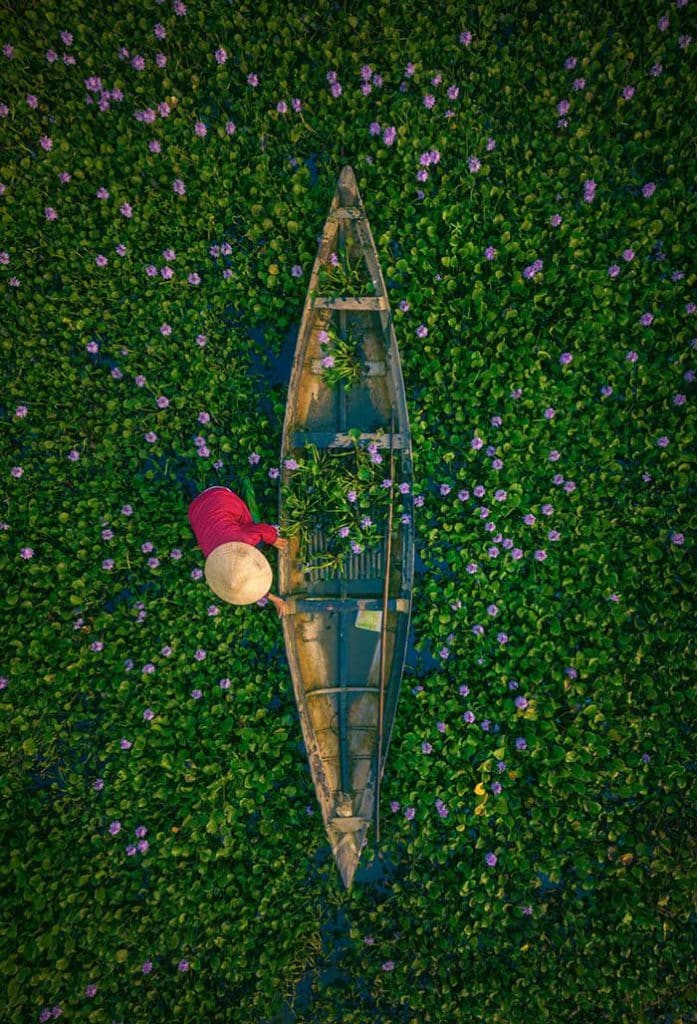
[1,0,695,1021]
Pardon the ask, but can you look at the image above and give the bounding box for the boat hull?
[279,166,414,887]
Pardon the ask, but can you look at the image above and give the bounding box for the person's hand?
[273,536,289,551]
[274,598,290,618]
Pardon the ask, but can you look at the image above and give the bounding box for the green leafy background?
[1,0,695,1021]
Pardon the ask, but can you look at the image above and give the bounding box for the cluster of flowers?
[108,820,149,856]
[84,75,124,112]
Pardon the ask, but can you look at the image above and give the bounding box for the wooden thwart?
[309,358,385,377]
[289,597,409,613]
[307,686,381,698]
[313,296,389,311]
[328,208,363,221]
[290,430,404,449]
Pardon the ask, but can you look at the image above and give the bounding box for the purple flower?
[484,246,497,260]
[435,799,449,818]
[523,259,544,279]
[421,741,433,754]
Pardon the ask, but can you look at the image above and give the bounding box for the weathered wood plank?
[338,610,349,795]
[290,597,409,613]
[308,358,385,377]
[313,296,389,311]
[329,208,364,220]
[307,686,381,697]
[291,430,404,449]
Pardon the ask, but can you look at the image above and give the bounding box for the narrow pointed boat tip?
[332,830,363,889]
[336,847,359,889]
[339,164,356,185]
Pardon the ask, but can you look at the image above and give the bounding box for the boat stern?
[338,164,358,207]
[327,817,369,889]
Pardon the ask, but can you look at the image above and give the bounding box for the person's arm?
[257,522,281,546]
[267,592,290,617]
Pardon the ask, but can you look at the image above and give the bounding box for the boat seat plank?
[291,431,404,449]
[329,208,364,221]
[313,296,389,311]
[289,597,409,613]
[307,686,381,697]
[309,358,385,377]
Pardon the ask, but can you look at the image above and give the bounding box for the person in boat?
[187,485,290,617]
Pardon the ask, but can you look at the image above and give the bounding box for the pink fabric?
[187,487,278,559]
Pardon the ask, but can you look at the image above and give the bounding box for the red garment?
[187,486,278,559]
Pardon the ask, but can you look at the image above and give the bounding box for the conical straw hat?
[204,542,273,605]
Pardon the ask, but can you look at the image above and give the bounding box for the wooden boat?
[279,165,415,888]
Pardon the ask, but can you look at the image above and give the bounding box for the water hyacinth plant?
[281,436,396,572]
[1,0,694,1021]
[318,322,365,388]
[316,245,376,297]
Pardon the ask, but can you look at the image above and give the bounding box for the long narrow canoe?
[278,165,415,888]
